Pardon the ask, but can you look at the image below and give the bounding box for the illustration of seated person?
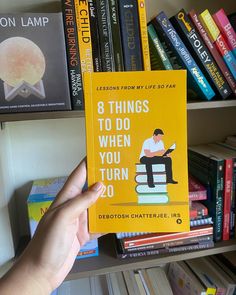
[139,128,178,188]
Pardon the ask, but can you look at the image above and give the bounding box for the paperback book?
[84,70,189,233]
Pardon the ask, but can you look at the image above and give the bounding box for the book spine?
[222,159,233,240]
[188,152,224,241]
[152,11,215,100]
[74,0,94,73]
[118,241,214,259]
[107,0,124,71]
[120,234,213,253]
[170,9,232,99]
[118,0,143,71]
[199,10,236,80]
[189,10,236,96]
[61,0,84,110]
[123,226,213,248]
[137,0,151,71]
[88,0,102,72]
[231,159,236,238]
[213,9,236,58]
[96,0,115,71]
[190,217,213,227]
[147,23,173,70]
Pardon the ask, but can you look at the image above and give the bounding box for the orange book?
[84,70,189,233]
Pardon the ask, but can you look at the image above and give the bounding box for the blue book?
[152,11,215,100]
[118,0,143,71]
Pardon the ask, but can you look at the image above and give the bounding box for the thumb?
[63,182,104,218]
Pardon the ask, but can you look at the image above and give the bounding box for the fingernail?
[91,182,103,192]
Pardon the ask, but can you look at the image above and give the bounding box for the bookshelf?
[0,0,236,285]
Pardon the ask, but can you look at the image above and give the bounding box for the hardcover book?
[0,13,71,113]
[84,70,189,233]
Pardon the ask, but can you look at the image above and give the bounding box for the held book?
[84,70,189,233]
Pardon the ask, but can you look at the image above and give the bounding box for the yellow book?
[84,70,189,233]
[137,0,151,71]
[74,0,93,73]
[199,9,220,42]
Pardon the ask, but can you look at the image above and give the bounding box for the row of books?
[189,135,236,242]
[55,253,236,294]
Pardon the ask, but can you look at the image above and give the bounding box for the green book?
[148,23,173,70]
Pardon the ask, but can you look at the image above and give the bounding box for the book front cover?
[84,70,189,233]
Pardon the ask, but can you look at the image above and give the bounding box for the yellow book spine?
[137,0,151,71]
[199,9,220,42]
[74,0,93,73]
[206,288,216,295]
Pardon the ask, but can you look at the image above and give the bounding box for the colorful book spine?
[152,11,215,100]
[199,9,236,80]
[189,10,236,96]
[170,9,232,99]
[190,217,213,227]
[118,0,143,71]
[107,0,124,71]
[61,0,84,110]
[188,174,207,201]
[190,202,208,219]
[147,23,173,70]
[74,0,93,73]
[96,0,115,72]
[213,8,236,58]
[188,149,224,241]
[88,0,102,72]
[137,0,151,71]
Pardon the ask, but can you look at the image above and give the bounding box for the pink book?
[213,8,236,58]
[188,174,207,201]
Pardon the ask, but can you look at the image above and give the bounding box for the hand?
[0,160,104,295]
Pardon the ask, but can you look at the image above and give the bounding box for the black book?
[118,0,143,71]
[88,0,102,72]
[96,0,115,72]
[170,9,232,100]
[61,0,84,109]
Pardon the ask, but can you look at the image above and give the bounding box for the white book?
[136,164,165,173]
[136,184,167,194]
[123,270,142,295]
[134,271,147,295]
[135,174,166,183]
[146,267,173,295]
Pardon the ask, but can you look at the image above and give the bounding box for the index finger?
[51,159,87,208]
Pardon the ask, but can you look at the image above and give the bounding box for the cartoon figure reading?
[139,128,177,188]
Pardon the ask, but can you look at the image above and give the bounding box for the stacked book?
[135,163,169,204]
[115,176,214,259]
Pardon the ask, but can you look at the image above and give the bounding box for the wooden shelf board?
[0,100,235,123]
[187,99,236,110]
[0,110,84,123]
[66,234,236,281]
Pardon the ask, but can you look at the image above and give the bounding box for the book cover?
[96,0,115,72]
[147,23,173,70]
[190,202,209,219]
[188,145,225,241]
[74,0,93,73]
[137,0,151,71]
[84,70,189,233]
[170,9,232,99]
[152,11,215,101]
[189,10,236,96]
[213,9,236,58]
[118,0,143,71]
[88,0,102,72]
[199,9,236,81]
[61,0,84,110]
[0,13,71,113]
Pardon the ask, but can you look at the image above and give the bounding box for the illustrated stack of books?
[188,138,236,242]
[135,163,169,204]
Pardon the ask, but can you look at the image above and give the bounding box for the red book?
[189,10,236,96]
[190,202,208,219]
[188,174,207,201]
[122,225,213,249]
